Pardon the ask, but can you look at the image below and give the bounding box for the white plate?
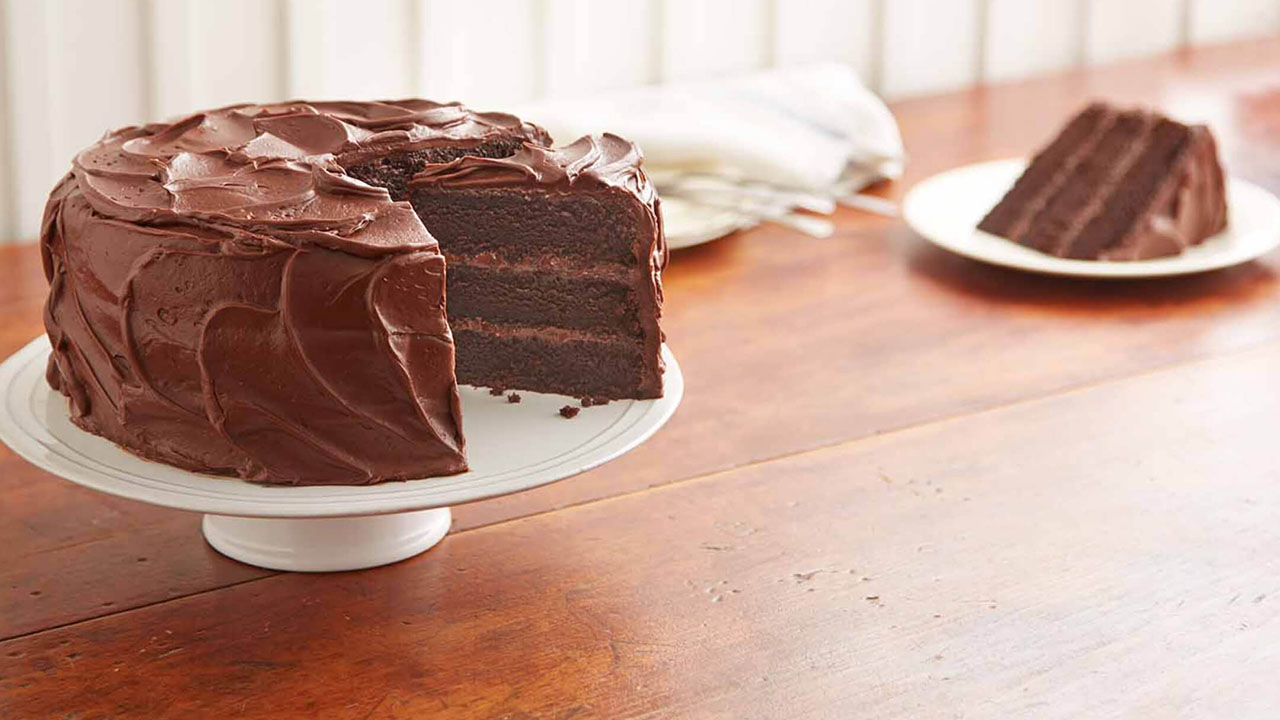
[661,195,755,250]
[902,158,1280,278]
[0,336,683,518]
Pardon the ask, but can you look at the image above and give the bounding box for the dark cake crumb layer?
[412,187,646,266]
[446,261,645,337]
[453,322,661,400]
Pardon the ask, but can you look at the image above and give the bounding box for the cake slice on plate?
[978,102,1228,261]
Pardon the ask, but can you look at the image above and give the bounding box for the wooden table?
[5,38,1280,718]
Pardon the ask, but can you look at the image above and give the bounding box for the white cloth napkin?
[516,64,904,240]
[514,63,906,240]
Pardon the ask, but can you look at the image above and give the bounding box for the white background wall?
[1,0,1277,242]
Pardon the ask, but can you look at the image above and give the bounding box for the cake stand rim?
[0,335,683,518]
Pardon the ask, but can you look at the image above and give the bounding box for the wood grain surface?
[3,37,1280,718]
[7,335,1280,718]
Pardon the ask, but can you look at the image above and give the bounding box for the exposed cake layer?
[409,135,667,399]
[39,100,550,485]
[447,258,645,336]
[978,102,1227,261]
[451,319,662,399]
[412,187,643,265]
[978,103,1113,240]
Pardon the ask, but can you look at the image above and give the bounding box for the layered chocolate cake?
[40,100,666,485]
[978,103,1228,260]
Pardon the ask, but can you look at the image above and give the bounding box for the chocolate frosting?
[410,134,669,393]
[411,133,654,198]
[1101,127,1228,260]
[40,100,547,484]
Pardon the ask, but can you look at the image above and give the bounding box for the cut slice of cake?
[978,102,1228,261]
[409,134,666,399]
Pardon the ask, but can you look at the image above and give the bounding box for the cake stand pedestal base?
[202,508,453,572]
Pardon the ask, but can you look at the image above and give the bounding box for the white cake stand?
[0,336,682,572]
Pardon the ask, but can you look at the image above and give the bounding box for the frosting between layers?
[449,317,639,345]
[41,99,548,484]
[447,251,636,281]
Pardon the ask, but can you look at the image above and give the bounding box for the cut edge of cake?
[407,134,667,400]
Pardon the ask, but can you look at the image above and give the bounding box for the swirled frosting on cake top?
[410,133,657,200]
[71,99,549,243]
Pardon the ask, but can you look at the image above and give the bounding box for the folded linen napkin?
[517,63,905,242]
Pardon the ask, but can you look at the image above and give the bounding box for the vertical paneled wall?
[544,0,657,96]
[984,0,1084,83]
[418,0,544,106]
[660,0,772,81]
[1084,0,1185,64]
[3,0,150,244]
[774,0,876,84]
[150,0,286,117]
[1,0,1277,242]
[881,0,982,97]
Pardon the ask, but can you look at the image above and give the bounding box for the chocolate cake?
[978,103,1227,260]
[40,100,666,486]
